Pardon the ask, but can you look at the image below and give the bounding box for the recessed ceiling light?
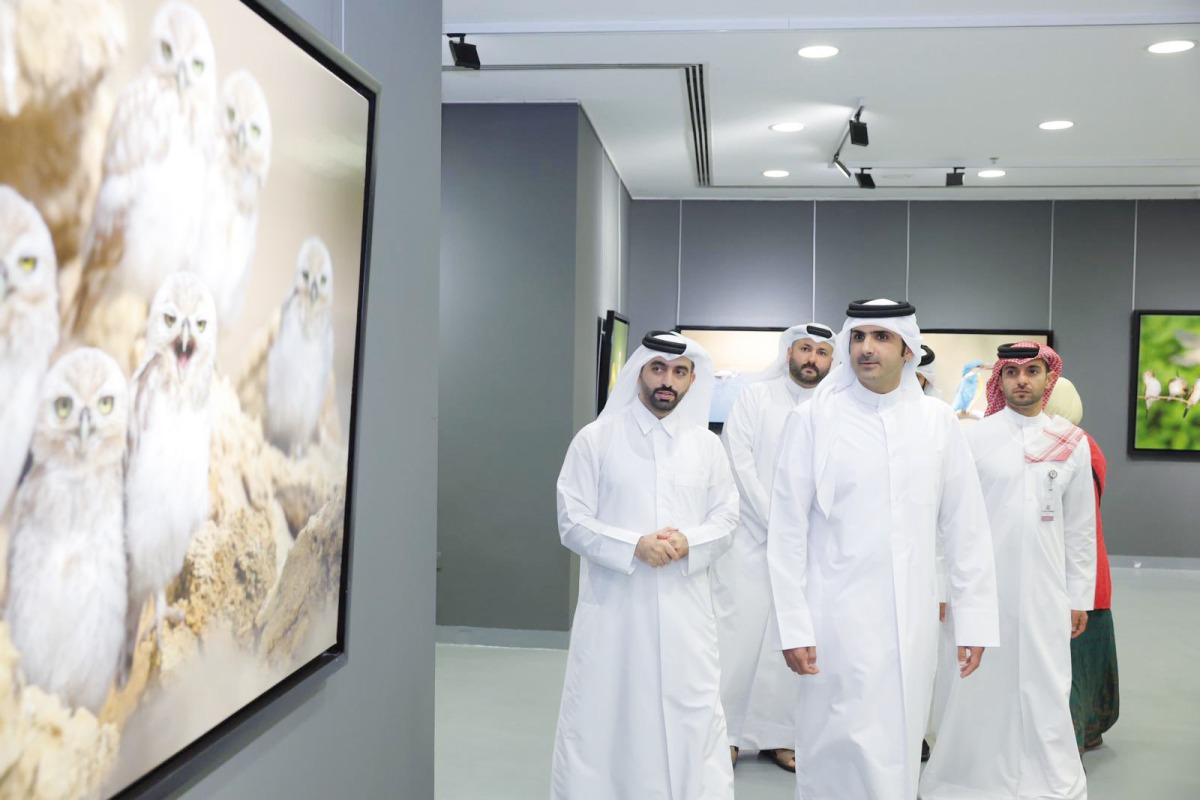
[1148,40,1195,54]
[978,169,1006,178]
[770,122,806,133]
[763,170,789,178]
[798,45,839,59]
[1039,120,1074,130]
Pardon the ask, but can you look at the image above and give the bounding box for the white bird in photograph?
[5,347,129,713]
[1185,382,1200,419]
[74,0,217,333]
[195,68,272,327]
[1171,330,1200,368]
[121,271,215,681]
[1143,370,1161,411]
[266,236,334,458]
[1168,375,1188,401]
[0,185,59,516]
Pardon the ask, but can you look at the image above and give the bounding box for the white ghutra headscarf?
[808,299,925,517]
[746,322,837,384]
[598,330,715,430]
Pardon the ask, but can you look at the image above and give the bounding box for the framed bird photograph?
[0,0,376,797]
[918,329,1053,425]
[675,325,785,426]
[596,310,629,413]
[1128,311,1200,457]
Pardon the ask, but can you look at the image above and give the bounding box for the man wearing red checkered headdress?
[921,341,1097,800]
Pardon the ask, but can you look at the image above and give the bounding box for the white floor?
[435,567,1200,799]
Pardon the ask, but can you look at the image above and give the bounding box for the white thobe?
[711,375,810,750]
[768,380,1000,800]
[551,401,740,800]
[919,409,1096,800]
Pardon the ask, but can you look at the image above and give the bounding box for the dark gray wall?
[182,0,439,797]
[628,198,1200,559]
[439,104,579,632]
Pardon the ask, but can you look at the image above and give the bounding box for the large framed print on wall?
[0,0,377,796]
[596,310,629,413]
[919,329,1053,423]
[676,326,784,425]
[1128,311,1200,457]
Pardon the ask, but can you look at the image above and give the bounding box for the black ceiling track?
[684,65,712,187]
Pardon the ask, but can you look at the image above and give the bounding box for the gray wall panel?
[679,201,814,327]
[627,200,681,346]
[182,0,440,797]
[814,201,909,326]
[439,104,578,631]
[1051,202,1143,555]
[908,201,1052,329]
[1134,201,1200,308]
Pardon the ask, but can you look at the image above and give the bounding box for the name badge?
[1041,470,1058,522]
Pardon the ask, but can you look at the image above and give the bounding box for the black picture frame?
[113,1,378,795]
[0,0,377,796]
[1127,310,1200,459]
[674,325,786,428]
[596,310,629,413]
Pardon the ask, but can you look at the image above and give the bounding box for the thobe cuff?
[566,523,638,574]
[775,607,816,650]
[1068,583,1095,611]
[950,607,1001,648]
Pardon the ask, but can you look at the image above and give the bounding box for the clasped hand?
[635,527,689,567]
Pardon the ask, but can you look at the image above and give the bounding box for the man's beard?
[643,384,682,411]
[790,361,827,388]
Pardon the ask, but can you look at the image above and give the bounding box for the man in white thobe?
[920,341,1096,800]
[551,330,740,800]
[711,322,836,772]
[767,299,1000,800]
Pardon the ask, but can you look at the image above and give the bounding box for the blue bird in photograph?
[951,360,987,415]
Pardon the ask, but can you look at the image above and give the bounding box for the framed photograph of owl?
[0,0,376,797]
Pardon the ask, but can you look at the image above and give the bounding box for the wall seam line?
[905,201,911,301]
[811,202,817,320]
[676,200,683,325]
[1048,200,1055,330]
[1131,200,1139,311]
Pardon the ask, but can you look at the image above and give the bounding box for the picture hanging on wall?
[1128,311,1200,456]
[919,329,1053,424]
[596,310,629,413]
[675,326,784,424]
[0,0,377,796]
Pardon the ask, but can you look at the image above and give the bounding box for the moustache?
[653,387,677,396]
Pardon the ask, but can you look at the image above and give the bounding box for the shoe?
[1084,736,1104,750]
[921,739,931,762]
[766,748,796,773]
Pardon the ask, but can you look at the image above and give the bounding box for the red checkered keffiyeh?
[1024,416,1085,463]
[984,340,1063,416]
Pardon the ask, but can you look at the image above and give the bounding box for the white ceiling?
[442,2,1200,200]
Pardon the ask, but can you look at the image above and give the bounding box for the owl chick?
[73,0,217,335]
[195,68,272,327]
[5,347,129,713]
[0,186,59,516]
[266,237,334,457]
[121,271,215,677]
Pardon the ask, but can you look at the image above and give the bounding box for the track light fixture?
[447,34,481,70]
[849,107,869,146]
[855,168,875,189]
[833,156,852,179]
[946,167,964,187]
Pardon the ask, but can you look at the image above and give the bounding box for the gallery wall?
[439,103,629,632]
[179,0,440,797]
[627,198,1200,560]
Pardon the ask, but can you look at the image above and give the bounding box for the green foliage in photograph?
[1134,314,1200,451]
